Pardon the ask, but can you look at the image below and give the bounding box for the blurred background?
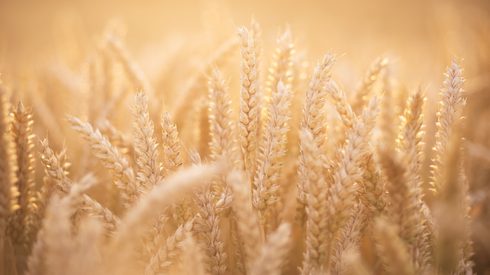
[1,0,489,273]
[0,0,488,81]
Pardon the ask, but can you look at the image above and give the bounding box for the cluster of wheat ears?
[0,20,474,275]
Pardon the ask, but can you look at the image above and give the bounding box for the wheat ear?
[145,219,194,275]
[39,139,120,233]
[325,80,355,129]
[297,54,335,219]
[132,92,162,190]
[0,86,19,233]
[208,68,235,162]
[68,116,139,207]
[358,154,386,218]
[265,29,294,100]
[327,97,379,235]
[300,129,329,275]
[397,91,432,271]
[330,203,366,274]
[379,66,397,152]
[97,119,132,156]
[194,191,228,275]
[430,60,465,194]
[351,57,389,113]
[110,164,222,273]
[238,26,261,176]
[254,81,291,231]
[160,112,190,226]
[301,54,335,154]
[7,102,37,251]
[161,112,183,177]
[325,81,386,222]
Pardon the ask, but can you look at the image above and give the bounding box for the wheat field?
[0,0,490,274]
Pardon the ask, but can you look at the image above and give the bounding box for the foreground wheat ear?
[0,20,476,275]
